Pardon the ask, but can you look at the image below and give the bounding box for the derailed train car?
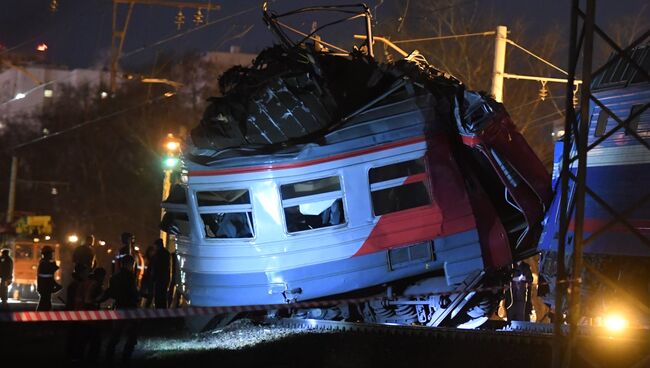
[162,5,551,327]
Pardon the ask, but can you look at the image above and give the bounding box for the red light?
[36,43,48,52]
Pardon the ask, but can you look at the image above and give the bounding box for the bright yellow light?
[98,240,106,246]
[166,141,180,151]
[44,235,51,240]
[33,238,40,243]
[67,234,79,243]
[164,91,175,98]
[36,43,48,52]
[603,313,628,333]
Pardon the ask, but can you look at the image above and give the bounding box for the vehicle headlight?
[603,313,628,333]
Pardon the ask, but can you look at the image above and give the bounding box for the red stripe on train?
[189,136,426,176]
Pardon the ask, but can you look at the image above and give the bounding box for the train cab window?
[626,104,644,134]
[196,189,254,239]
[280,176,346,233]
[369,158,431,216]
[594,109,609,137]
[161,212,191,237]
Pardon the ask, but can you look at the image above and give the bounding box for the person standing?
[73,235,96,275]
[139,246,155,308]
[111,232,135,275]
[37,246,62,311]
[0,249,13,306]
[151,239,171,309]
[98,254,139,365]
[112,232,144,284]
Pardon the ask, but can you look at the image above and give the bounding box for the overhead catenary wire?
[392,31,496,44]
[0,69,89,107]
[11,94,169,151]
[506,39,568,76]
[4,3,292,154]
[391,31,570,82]
[120,2,271,59]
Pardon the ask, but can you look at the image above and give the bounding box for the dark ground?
[0,315,647,368]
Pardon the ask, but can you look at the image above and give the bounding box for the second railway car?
[539,44,650,324]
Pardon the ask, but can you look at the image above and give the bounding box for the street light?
[67,234,79,243]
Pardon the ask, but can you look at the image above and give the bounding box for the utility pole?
[6,156,18,224]
[491,25,507,103]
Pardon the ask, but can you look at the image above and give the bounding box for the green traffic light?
[164,157,179,168]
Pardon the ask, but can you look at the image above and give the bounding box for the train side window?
[369,158,431,216]
[161,211,192,237]
[197,189,250,206]
[630,48,650,84]
[626,104,644,135]
[280,176,346,233]
[594,109,609,137]
[196,189,254,239]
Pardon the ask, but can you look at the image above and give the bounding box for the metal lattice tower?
[553,0,650,366]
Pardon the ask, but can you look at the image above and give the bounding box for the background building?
[0,65,108,119]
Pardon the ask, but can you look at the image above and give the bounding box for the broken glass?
[161,212,191,237]
[201,212,254,239]
[284,198,345,233]
[281,176,345,233]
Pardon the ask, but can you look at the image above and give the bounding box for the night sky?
[2,0,649,70]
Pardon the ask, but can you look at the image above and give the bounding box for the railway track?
[267,317,650,346]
